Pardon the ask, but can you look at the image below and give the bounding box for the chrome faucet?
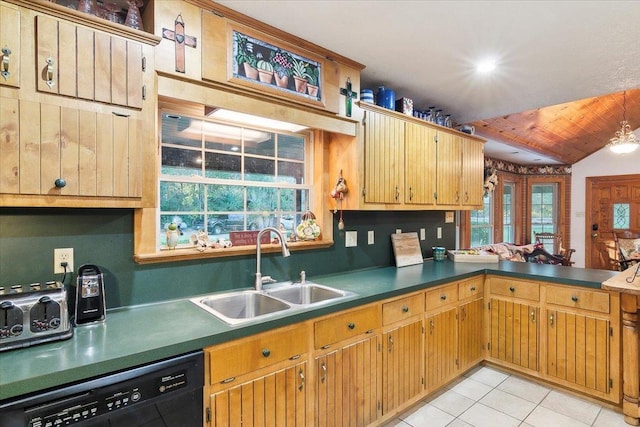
[255,227,290,291]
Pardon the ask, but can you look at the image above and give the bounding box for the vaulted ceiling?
[215,0,640,165]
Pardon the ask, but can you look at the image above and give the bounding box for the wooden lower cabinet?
[209,362,307,426]
[425,307,458,391]
[458,297,484,371]
[315,333,380,427]
[489,298,540,371]
[382,319,424,415]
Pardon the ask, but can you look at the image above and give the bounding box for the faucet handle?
[261,275,277,284]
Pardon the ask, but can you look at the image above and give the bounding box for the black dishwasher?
[0,351,204,427]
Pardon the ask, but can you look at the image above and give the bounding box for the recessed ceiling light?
[477,60,497,73]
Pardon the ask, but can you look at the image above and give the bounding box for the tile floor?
[384,366,629,427]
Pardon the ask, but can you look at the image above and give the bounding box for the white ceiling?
[216,0,640,165]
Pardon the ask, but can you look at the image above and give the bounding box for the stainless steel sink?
[265,282,355,306]
[190,291,291,325]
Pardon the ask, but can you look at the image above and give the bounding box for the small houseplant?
[235,33,258,79]
[291,57,308,93]
[256,52,274,84]
[304,65,320,97]
[270,49,293,88]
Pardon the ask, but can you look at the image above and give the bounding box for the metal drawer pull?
[440,294,447,300]
[402,305,409,313]
[1,47,11,80]
[45,57,55,88]
[221,377,236,384]
[571,295,578,302]
[321,362,327,383]
[347,322,355,330]
[261,349,271,358]
[54,178,66,188]
[298,369,305,391]
[470,286,476,291]
[509,286,515,292]
[549,313,554,326]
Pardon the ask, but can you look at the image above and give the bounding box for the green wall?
[0,208,455,308]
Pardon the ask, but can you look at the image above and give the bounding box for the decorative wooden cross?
[162,14,197,74]
[340,77,358,117]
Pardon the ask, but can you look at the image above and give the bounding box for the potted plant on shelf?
[270,49,293,88]
[256,53,274,84]
[291,57,308,93]
[304,65,320,97]
[235,33,258,80]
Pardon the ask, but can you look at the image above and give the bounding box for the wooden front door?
[585,174,640,269]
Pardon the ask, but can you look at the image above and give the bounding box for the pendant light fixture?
[607,91,639,154]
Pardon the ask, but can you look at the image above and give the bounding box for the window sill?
[134,239,334,264]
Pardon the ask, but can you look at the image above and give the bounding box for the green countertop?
[0,260,617,401]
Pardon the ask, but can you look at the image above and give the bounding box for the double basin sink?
[190,282,356,326]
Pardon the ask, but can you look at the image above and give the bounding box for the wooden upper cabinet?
[0,3,20,88]
[461,137,485,207]
[363,109,404,204]
[435,131,462,205]
[35,15,144,108]
[405,121,437,206]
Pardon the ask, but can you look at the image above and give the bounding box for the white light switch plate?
[437,227,442,239]
[345,231,358,247]
[420,228,426,240]
[368,230,374,245]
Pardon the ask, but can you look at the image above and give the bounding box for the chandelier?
[608,91,639,154]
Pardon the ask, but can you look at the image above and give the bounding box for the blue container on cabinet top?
[376,86,395,110]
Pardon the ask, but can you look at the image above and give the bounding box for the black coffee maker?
[74,264,106,325]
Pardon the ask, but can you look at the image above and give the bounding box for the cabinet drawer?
[315,305,379,349]
[490,278,540,301]
[545,286,610,314]
[208,324,308,384]
[426,283,458,310]
[382,293,425,325]
[458,277,484,300]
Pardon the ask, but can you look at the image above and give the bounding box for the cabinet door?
[460,137,484,207]
[382,319,424,414]
[404,122,436,205]
[209,362,307,426]
[459,298,484,371]
[546,309,610,394]
[0,3,20,88]
[363,110,404,204]
[315,334,380,427]
[425,307,458,391]
[435,131,461,205]
[489,298,539,371]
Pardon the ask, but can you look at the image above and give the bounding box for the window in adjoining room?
[503,183,515,243]
[613,203,631,230]
[471,194,493,247]
[158,111,313,250]
[530,183,557,241]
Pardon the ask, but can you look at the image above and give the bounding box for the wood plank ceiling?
[469,89,640,165]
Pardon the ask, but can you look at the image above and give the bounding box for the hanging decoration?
[483,168,498,197]
[339,77,358,117]
[330,170,349,230]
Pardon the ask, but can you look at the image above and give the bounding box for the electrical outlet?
[420,228,426,240]
[54,248,74,274]
[395,229,402,234]
[437,227,442,239]
[368,230,375,245]
[345,231,358,247]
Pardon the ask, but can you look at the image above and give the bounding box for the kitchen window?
[470,194,493,247]
[158,111,313,250]
[503,182,515,243]
[530,183,557,242]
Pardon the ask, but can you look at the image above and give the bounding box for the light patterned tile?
[496,375,550,404]
[430,389,475,417]
[524,406,590,427]
[539,390,601,425]
[383,418,412,427]
[446,419,473,427]
[401,403,455,427]
[448,377,493,401]
[458,402,520,427]
[479,388,537,420]
[592,407,629,427]
[466,366,509,388]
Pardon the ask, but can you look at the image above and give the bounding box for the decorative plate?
[296,219,321,240]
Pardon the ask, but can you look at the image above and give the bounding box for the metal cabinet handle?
[530,310,536,323]
[509,286,515,292]
[455,191,460,202]
[321,362,327,383]
[549,313,554,326]
[347,322,355,330]
[298,368,305,391]
[402,305,409,313]
[45,57,55,88]
[54,178,66,188]
[395,186,400,201]
[571,295,578,302]
[409,187,413,201]
[262,349,271,358]
[1,47,11,80]
[388,335,394,352]
[461,307,467,321]
[470,286,476,291]
[429,319,434,335]
[440,294,447,300]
